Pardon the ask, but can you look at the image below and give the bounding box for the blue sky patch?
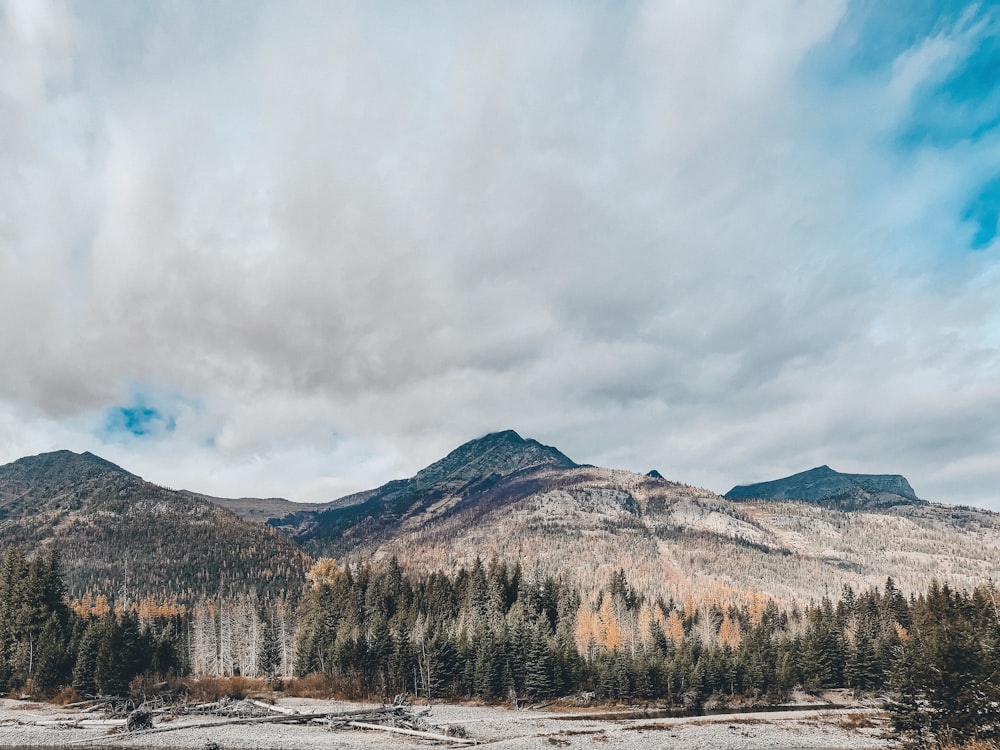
[962,177,1000,248]
[898,31,1000,149]
[100,392,180,441]
[805,0,973,81]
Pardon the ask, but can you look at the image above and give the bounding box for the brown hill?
[0,450,308,602]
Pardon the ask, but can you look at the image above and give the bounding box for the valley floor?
[0,697,891,750]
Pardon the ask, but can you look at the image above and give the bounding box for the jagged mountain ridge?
[725,464,921,509]
[3,434,998,608]
[257,433,998,606]
[297,452,999,607]
[267,430,577,554]
[0,450,308,601]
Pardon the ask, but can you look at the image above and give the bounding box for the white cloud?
[0,1,999,509]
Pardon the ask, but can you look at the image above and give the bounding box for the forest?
[0,545,997,748]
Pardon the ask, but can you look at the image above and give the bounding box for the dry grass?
[281,673,337,699]
[185,676,267,702]
[51,686,82,705]
[837,712,876,730]
[280,673,386,701]
[939,741,1000,750]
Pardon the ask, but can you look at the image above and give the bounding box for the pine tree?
[390,628,416,696]
[473,630,505,699]
[845,625,879,691]
[523,620,555,699]
[258,618,281,680]
[72,619,102,696]
[33,614,69,693]
[93,616,124,695]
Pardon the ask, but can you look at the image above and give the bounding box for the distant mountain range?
[725,465,921,509]
[2,432,998,606]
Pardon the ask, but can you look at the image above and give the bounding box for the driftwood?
[64,712,337,745]
[33,719,126,728]
[348,720,479,744]
[62,699,480,746]
[247,698,295,715]
[61,700,103,710]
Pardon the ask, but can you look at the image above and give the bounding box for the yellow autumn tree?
[71,592,94,618]
[748,593,767,627]
[92,594,111,617]
[598,592,623,651]
[718,613,742,648]
[684,597,698,622]
[665,610,685,644]
[574,600,600,659]
[636,602,654,648]
[306,558,344,588]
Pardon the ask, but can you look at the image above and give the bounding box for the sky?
[2,1,1000,509]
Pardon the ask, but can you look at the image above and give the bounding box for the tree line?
[1,546,997,748]
[292,560,998,735]
[0,547,182,696]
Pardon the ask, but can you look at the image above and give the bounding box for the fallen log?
[63,705,449,745]
[347,720,478,745]
[61,700,102,710]
[64,712,336,745]
[247,699,296,715]
[32,719,126,728]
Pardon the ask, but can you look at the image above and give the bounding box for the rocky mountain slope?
[725,464,920,509]
[3,433,998,609]
[0,450,307,601]
[266,430,577,555]
[309,460,999,608]
[260,432,999,607]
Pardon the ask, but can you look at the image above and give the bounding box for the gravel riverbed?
[0,697,892,749]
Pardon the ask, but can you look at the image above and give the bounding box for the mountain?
[724,464,921,509]
[0,450,135,519]
[4,435,1000,612]
[0,450,308,602]
[267,430,577,554]
[260,433,998,608]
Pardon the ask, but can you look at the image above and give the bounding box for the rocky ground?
[0,697,892,749]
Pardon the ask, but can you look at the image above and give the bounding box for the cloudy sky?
[2,1,1000,509]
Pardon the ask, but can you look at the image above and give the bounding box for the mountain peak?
[268,430,580,553]
[2,449,136,482]
[725,465,920,509]
[413,430,576,486]
[0,449,141,527]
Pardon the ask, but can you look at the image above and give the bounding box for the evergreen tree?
[33,614,69,693]
[258,618,281,680]
[93,616,125,695]
[523,620,555,699]
[844,625,879,691]
[72,619,102,696]
[389,628,416,695]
